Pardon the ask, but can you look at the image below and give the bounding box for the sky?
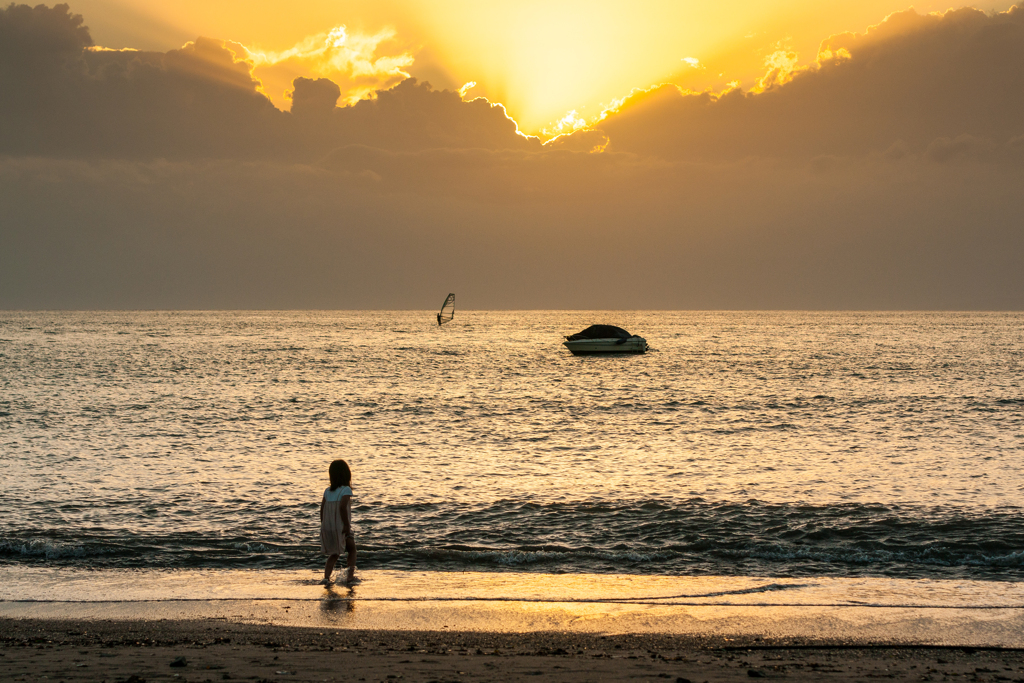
[1,1,1023,309]
[50,0,1022,132]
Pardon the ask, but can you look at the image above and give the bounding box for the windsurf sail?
[437,293,455,326]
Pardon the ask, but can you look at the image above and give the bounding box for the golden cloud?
[241,25,414,111]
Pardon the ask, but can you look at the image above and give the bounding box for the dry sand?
[3,618,1024,682]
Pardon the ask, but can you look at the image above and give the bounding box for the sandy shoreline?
[3,618,1024,682]
[4,570,1024,680]
[5,569,1024,648]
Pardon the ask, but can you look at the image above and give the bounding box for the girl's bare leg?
[344,535,357,583]
[324,554,339,582]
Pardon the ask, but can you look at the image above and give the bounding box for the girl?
[320,459,356,584]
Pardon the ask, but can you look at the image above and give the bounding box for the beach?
[3,569,1024,681]
[3,0,1024,667]
[3,311,1023,680]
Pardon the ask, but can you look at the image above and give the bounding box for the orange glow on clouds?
[73,0,1020,133]
[239,25,413,110]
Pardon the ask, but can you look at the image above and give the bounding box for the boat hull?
[563,337,648,355]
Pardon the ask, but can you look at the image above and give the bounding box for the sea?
[1,311,1022,585]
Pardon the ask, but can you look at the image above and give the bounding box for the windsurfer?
[437,293,455,326]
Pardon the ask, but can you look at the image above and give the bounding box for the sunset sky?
[58,0,1021,131]
[1,1,1023,309]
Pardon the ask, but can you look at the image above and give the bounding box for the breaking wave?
[3,499,1023,580]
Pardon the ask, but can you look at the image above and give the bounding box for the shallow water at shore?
[3,568,1024,647]
[5,567,1024,608]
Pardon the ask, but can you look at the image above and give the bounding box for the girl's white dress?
[320,485,352,555]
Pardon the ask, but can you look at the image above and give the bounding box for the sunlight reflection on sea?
[1,311,1022,579]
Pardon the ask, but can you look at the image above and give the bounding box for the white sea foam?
[0,539,88,560]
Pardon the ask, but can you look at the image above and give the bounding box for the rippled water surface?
[1,311,1022,578]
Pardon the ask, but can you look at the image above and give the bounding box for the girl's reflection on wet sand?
[321,584,355,614]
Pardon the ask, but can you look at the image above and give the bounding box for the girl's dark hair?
[328,459,352,491]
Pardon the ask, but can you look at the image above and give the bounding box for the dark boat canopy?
[565,324,633,341]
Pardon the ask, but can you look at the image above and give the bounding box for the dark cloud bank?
[1,3,1023,309]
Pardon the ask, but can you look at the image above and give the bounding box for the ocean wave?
[0,538,91,560]
[232,542,270,553]
[720,544,1024,569]
[3,498,1023,580]
[463,549,563,566]
[422,547,669,567]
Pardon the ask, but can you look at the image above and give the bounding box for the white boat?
[562,325,648,355]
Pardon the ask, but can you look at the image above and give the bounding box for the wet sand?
[4,617,1024,682]
[5,569,1024,650]
[4,570,1024,680]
